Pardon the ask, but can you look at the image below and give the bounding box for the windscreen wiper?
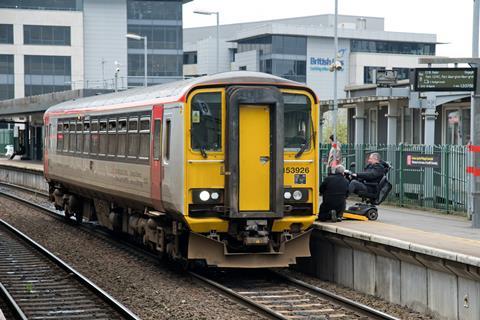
[295,141,308,158]
[200,145,208,159]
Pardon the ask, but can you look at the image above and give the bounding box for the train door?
[239,105,270,211]
[151,105,164,210]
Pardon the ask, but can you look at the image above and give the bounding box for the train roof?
[45,71,318,116]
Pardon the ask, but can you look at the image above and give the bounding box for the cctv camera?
[335,61,343,71]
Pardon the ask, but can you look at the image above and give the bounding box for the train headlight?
[192,189,223,204]
[293,190,303,201]
[283,188,308,203]
[199,191,210,201]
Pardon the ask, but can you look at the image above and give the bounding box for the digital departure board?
[414,68,477,92]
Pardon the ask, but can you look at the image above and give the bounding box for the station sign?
[414,68,477,92]
[405,153,440,168]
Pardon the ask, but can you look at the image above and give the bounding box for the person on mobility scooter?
[344,152,392,220]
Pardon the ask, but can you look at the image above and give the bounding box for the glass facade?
[128,54,182,77]
[127,0,183,87]
[351,39,435,55]
[24,55,71,96]
[238,35,307,83]
[24,25,71,46]
[0,24,13,44]
[364,66,411,84]
[0,55,14,100]
[0,0,82,11]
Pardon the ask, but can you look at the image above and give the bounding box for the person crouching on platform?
[318,165,349,222]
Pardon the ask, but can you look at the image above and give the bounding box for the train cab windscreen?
[191,92,222,153]
[283,94,311,150]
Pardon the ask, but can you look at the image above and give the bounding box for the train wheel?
[366,208,378,221]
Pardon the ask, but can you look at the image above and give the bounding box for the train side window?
[165,119,171,161]
[76,122,83,153]
[83,121,90,154]
[153,120,162,161]
[63,122,69,152]
[107,119,117,157]
[127,117,139,158]
[48,124,52,150]
[69,121,76,153]
[90,120,99,155]
[99,119,107,156]
[57,123,63,151]
[139,117,150,160]
[117,118,127,157]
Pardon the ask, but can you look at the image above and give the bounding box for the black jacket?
[356,162,386,184]
[320,173,349,202]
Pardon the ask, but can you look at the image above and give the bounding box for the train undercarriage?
[49,183,312,268]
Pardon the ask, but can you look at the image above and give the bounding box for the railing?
[320,144,471,214]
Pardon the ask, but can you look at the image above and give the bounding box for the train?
[43,71,320,268]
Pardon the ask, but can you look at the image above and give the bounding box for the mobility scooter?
[343,161,393,221]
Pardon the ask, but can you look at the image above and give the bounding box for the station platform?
[0,158,43,173]
[314,203,480,266]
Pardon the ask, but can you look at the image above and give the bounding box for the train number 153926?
[284,167,309,174]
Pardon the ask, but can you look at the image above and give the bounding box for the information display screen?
[414,68,477,92]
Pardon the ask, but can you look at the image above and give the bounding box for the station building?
[0,0,189,160]
[0,0,188,103]
[183,15,437,100]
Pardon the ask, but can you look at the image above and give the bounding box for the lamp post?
[194,10,220,74]
[126,33,148,87]
[333,0,339,154]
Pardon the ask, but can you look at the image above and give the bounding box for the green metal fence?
[320,144,471,214]
[0,129,13,157]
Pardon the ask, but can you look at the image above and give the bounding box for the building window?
[363,66,385,84]
[0,24,13,44]
[351,39,435,55]
[237,35,273,54]
[0,0,83,11]
[392,67,410,81]
[0,55,14,100]
[272,35,307,56]
[183,51,197,65]
[126,0,183,87]
[127,25,181,50]
[24,25,71,46]
[229,48,237,63]
[263,59,306,83]
[128,54,182,85]
[24,55,71,96]
[127,0,181,20]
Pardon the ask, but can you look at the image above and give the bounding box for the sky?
[183,0,473,58]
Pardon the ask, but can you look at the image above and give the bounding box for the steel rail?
[189,271,287,320]
[272,271,400,320]
[0,185,399,320]
[0,195,140,320]
[0,282,27,320]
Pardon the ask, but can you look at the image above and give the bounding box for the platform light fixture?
[126,33,148,87]
[194,10,220,74]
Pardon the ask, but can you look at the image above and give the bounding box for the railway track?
[0,218,139,320]
[191,269,399,320]
[0,184,399,320]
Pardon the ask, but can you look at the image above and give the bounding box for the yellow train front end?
[183,84,319,268]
